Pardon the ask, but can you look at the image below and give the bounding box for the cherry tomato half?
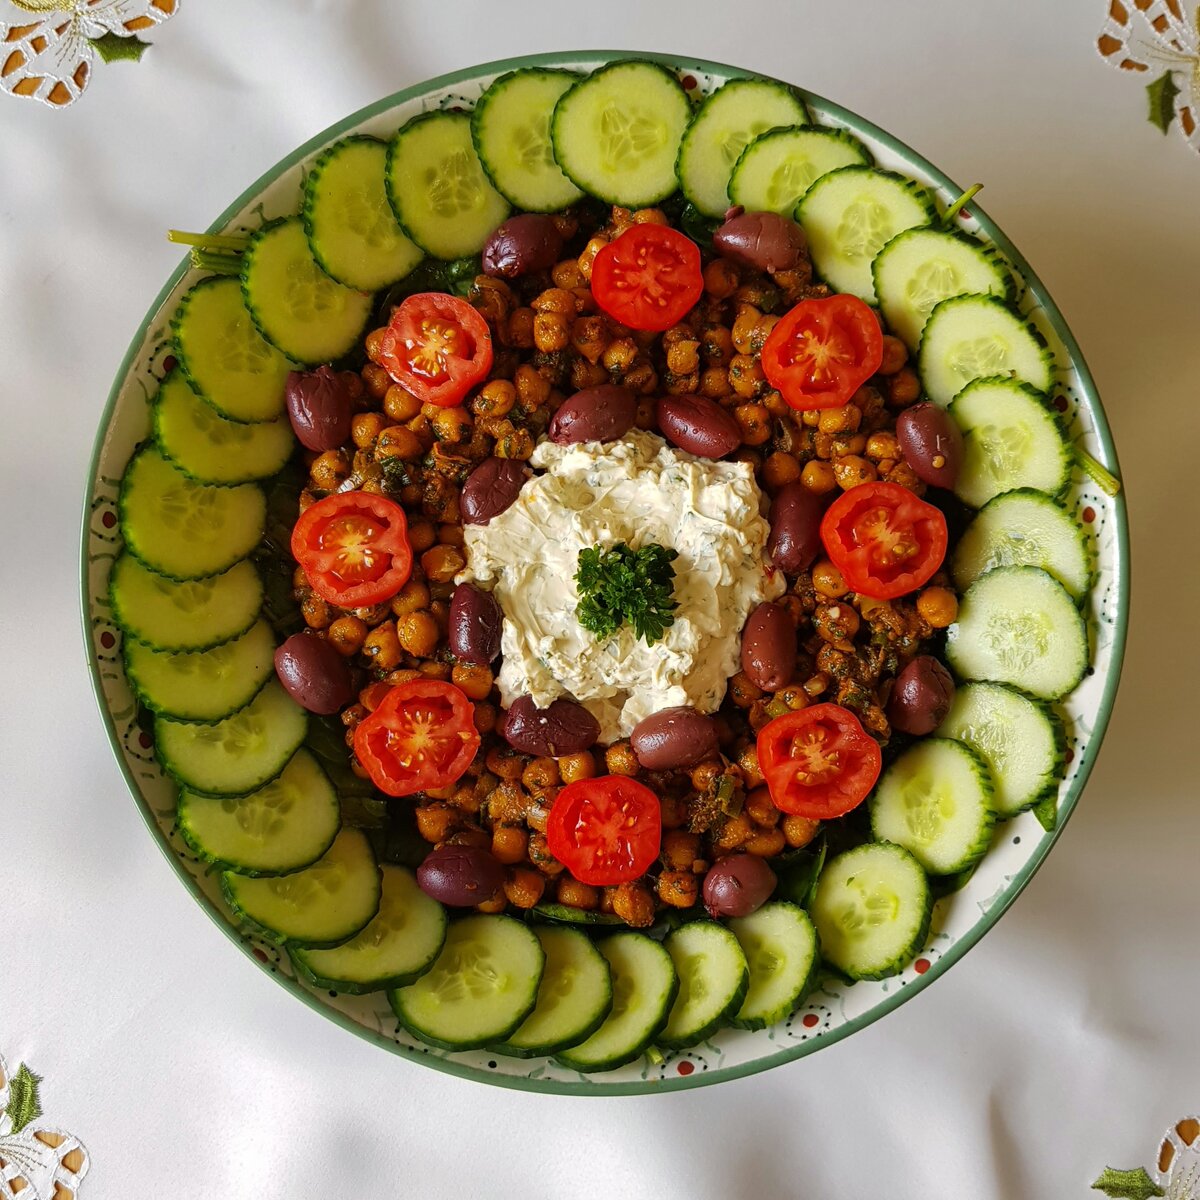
[291,492,412,608]
[376,292,493,408]
[354,680,481,798]
[546,775,662,887]
[591,225,704,333]
[758,703,882,819]
[761,294,883,410]
[819,481,948,600]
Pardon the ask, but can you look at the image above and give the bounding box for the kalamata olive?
[461,457,530,525]
[416,844,506,907]
[630,706,719,770]
[501,695,600,757]
[656,394,741,459]
[481,214,565,278]
[548,384,637,445]
[767,481,826,574]
[702,854,778,919]
[712,210,808,275]
[740,601,797,693]
[449,583,503,665]
[888,655,956,735]
[896,402,964,490]
[285,365,357,452]
[273,632,355,715]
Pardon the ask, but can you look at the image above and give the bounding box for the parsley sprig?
[575,542,679,646]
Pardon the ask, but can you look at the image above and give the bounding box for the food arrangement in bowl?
[85,53,1126,1092]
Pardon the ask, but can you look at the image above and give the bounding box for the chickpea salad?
[108,62,1115,1071]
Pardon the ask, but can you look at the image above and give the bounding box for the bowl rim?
[79,48,1130,1096]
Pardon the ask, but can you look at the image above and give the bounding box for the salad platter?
[82,51,1128,1094]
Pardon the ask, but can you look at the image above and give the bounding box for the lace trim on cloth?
[1096,0,1200,150]
[0,1054,90,1200]
[1093,1116,1200,1199]
[0,0,181,108]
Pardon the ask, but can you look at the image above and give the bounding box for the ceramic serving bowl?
[82,51,1129,1094]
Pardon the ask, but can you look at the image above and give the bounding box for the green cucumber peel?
[1075,446,1122,496]
[941,183,983,225]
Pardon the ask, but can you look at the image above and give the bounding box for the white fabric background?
[2,1,1198,1196]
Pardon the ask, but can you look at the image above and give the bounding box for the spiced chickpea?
[383,385,422,422]
[662,830,701,872]
[528,833,564,876]
[745,787,781,827]
[887,367,921,407]
[326,615,368,657]
[452,664,494,701]
[833,455,877,490]
[301,593,331,630]
[556,877,600,910]
[375,425,423,462]
[415,803,458,843]
[406,519,436,554]
[783,814,821,849]
[522,757,560,793]
[703,258,739,299]
[558,751,596,784]
[743,827,787,857]
[712,812,754,852]
[396,611,439,657]
[361,363,391,400]
[763,451,802,491]
[612,882,656,928]
[473,701,498,735]
[362,622,403,672]
[658,871,699,908]
[737,743,765,789]
[605,742,640,777]
[812,559,849,599]
[504,868,546,909]
[801,460,838,494]
[421,545,465,584]
[818,404,861,434]
[513,364,551,409]
[429,407,472,443]
[507,307,536,348]
[878,335,909,376]
[310,449,351,492]
[917,587,958,628]
[729,357,766,400]
[364,328,387,361]
[729,671,764,708]
[351,412,386,449]
[660,791,688,830]
[491,825,528,865]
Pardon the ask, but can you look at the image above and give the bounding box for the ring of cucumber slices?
[95,55,1121,1086]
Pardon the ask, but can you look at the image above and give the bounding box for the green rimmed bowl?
[81,51,1129,1094]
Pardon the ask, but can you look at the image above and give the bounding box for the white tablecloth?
[3,0,1197,1195]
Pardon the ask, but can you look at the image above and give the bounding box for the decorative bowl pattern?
[82,51,1129,1094]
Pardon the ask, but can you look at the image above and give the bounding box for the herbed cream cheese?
[460,430,784,743]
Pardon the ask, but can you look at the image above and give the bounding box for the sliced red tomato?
[376,292,493,408]
[761,294,884,410]
[291,492,412,608]
[591,225,704,332]
[819,481,948,600]
[547,776,662,886]
[758,703,882,819]
[354,680,481,798]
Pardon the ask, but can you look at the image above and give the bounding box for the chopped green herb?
[575,542,678,646]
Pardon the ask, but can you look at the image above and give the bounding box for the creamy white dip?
[460,430,783,742]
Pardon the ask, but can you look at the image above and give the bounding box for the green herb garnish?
[575,542,678,646]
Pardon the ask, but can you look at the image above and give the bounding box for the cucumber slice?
[796,166,936,303]
[124,617,276,722]
[109,554,262,651]
[728,124,871,217]
[551,61,691,208]
[728,902,820,1029]
[492,926,613,1058]
[873,226,1016,351]
[810,842,932,981]
[949,378,1071,509]
[918,293,1055,408]
[472,68,585,212]
[222,827,381,948]
[155,678,308,796]
[677,80,809,217]
[172,276,293,423]
[291,865,447,993]
[386,111,511,260]
[391,915,545,1051]
[241,218,373,367]
[945,566,1089,701]
[118,445,266,581]
[303,135,424,292]
[658,921,749,1050]
[153,370,293,485]
[937,682,1067,817]
[870,738,996,875]
[555,931,678,1073]
[178,747,339,874]
[952,488,1093,600]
